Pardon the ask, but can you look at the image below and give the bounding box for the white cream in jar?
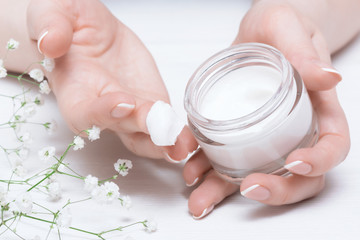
[184,43,318,183]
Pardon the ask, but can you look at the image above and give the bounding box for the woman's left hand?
[183,1,350,219]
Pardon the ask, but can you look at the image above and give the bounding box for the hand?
[27,0,197,160]
[183,1,350,218]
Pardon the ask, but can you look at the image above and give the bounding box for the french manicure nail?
[111,103,135,118]
[284,160,312,175]
[321,67,342,81]
[37,31,49,55]
[186,177,199,187]
[192,204,214,220]
[241,184,270,201]
[164,152,183,164]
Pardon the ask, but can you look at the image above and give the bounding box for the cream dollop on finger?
[146,101,185,146]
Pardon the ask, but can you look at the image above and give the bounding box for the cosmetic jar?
[184,43,318,184]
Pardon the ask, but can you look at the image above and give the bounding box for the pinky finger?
[240,173,325,205]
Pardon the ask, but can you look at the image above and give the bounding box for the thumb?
[27,0,75,58]
[235,8,342,91]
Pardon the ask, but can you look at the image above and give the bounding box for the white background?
[1,0,360,239]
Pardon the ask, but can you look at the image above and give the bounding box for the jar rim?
[184,42,294,132]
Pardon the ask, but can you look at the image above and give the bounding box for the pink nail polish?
[186,177,199,187]
[192,204,214,220]
[111,103,135,118]
[241,184,270,201]
[284,160,312,175]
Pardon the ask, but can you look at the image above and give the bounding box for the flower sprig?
[0,38,156,239]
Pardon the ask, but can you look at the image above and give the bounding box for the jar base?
[212,112,319,185]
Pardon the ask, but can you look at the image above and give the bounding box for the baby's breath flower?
[73,136,85,150]
[39,80,51,94]
[7,38,19,50]
[44,120,57,135]
[18,147,30,160]
[143,219,157,232]
[29,68,44,82]
[14,164,28,177]
[15,193,33,214]
[91,182,120,204]
[0,187,10,207]
[19,132,32,144]
[121,195,132,209]
[57,208,72,228]
[47,180,61,200]
[87,125,101,141]
[84,174,99,192]
[23,103,37,118]
[33,94,44,105]
[0,66,7,78]
[114,159,133,177]
[38,146,56,162]
[41,58,55,72]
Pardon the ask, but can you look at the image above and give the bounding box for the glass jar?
[184,43,318,184]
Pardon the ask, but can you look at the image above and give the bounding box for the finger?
[189,171,238,219]
[183,150,212,186]
[240,173,325,205]
[66,91,136,133]
[118,132,164,159]
[125,100,198,163]
[284,90,350,176]
[27,0,74,58]
[235,6,341,91]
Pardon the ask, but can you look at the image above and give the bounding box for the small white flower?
[91,181,120,204]
[19,132,33,144]
[0,66,7,78]
[33,94,44,105]
[144,218,157,232]
[114,159,133,177]
[41,58,55,72]
[39,80,51,94]
[23,103,37,118]
[84,175,99,192]
[7,38,19,50]
[29,68,44,82]
[0,186,9,207]
[38,146,56,162]
[87,126,101,141]
[73,136,85,151]
[121,195,132,209]
[14,164,28,177]
[15,193,33,214]
[57,208,72,228]
[44,120,57,135]
[47,181,61,200]
[18,147,30,160]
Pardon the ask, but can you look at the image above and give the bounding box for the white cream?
[199,66,281,120]
[146,101,185,146]
[197,66,312,170]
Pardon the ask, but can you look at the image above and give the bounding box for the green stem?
[6,74,39,86]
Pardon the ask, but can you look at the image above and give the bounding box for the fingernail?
[186,177,199,187]
[241,184,270,201]
[111,103,135,118]
[192,204,214,220]
[38,31,49,55]
[284,160,312,175]
[164,152,183,164]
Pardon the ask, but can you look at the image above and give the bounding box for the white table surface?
[1,0,360,239]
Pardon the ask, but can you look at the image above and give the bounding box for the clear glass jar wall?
[184,43,318,184]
